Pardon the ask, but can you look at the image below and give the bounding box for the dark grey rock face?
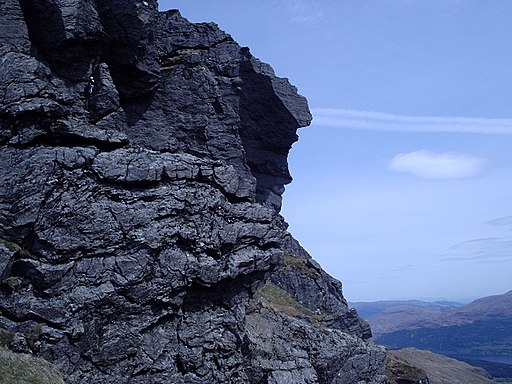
[0,0,386,382]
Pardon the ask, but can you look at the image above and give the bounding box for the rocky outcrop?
[0,0,386,382]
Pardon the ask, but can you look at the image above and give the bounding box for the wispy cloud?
[284,0,323,23]
[442,237,512,263]
[312,108,512,134]
[485,216,512,227]
[442,216,512,263]
[388,150,486,179]
[389,264,416,273]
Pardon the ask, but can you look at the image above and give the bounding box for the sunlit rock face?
[0,1,386,382]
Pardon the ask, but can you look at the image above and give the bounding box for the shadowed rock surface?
[0,0,386,382]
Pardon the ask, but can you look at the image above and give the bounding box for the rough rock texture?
[0,0,386,382]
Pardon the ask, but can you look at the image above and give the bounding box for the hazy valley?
[352,290,512,382]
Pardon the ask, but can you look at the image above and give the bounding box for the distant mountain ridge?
[351,300,462,320]
[351,290,512,337]
[353,290,512,381]
[451,290,512,320]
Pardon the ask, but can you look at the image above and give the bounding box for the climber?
[84,76,95,110]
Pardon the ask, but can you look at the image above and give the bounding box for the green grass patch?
[0,346,65,384]
[282,250,317,278]
[258,281,325,323]
[0,238,35,259]
[0,328,14,348]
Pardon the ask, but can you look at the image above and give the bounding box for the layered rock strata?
[0,0,386,382]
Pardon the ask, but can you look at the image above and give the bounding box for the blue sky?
[159,0,512,302]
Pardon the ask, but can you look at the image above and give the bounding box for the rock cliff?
[0,0,386,382]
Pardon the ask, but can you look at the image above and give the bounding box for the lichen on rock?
[0,0,386,382]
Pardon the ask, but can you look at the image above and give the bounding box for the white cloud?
[312,108,512,134]
[388,150,486,179]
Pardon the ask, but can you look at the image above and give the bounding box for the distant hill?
[351,299,462,319]
[351,300,462,337]
[377,317,512,358]
[354,290,512,380]
[388,348,495,384]
[386,349,429,384]
[451,290,512,320]
[460,358,512,380]
[351,290,512,338]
